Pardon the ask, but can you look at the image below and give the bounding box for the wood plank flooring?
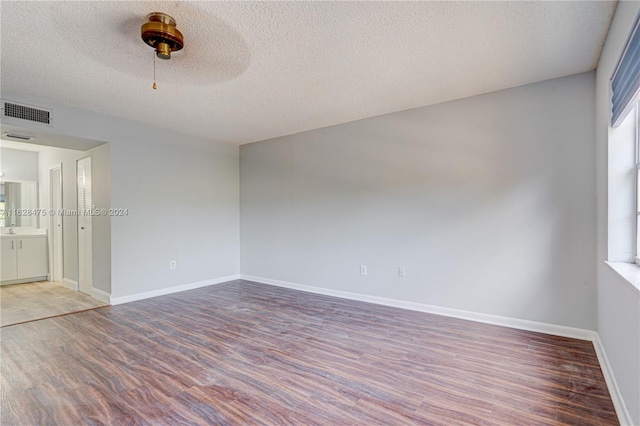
[1,281,107,327]
[1,280,618,425]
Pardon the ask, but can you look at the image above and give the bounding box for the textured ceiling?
[1,1,616,145]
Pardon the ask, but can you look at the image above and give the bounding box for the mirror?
[0,182,38,228]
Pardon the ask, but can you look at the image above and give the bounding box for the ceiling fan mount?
[141,12,184,60]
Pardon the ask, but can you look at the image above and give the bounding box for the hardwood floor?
[0,281,107,327]
[1,280,617,425]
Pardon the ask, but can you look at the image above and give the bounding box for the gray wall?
[1,95,240,299]
[241,72,597,330]
[1,147,38,181]
[109,131,239,297]
[595,1,640,423]
[87,143,111,293]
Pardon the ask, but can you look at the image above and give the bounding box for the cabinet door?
[17,237,48,280]
[1,239,18,281]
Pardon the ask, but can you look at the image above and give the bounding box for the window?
[611,13,640,128]
[611,12,640,266]
[636,104,640,264]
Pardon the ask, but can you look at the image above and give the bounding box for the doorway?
[1,139,108,327]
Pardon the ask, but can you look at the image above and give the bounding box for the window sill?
[605,261,640,291]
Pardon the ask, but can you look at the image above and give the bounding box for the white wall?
[595,1,640,423]
[1,147,38,181]
[1,96,240,299]
[241,72,597,330]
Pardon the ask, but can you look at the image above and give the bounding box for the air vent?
[2,101,52,126]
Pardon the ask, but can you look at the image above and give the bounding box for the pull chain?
[153,51,157,90]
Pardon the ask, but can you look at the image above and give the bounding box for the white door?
[77,157,93,295]
[50,165,64,282]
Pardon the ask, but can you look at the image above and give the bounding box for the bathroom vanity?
[1,231,49,285]
[1,179,49,285]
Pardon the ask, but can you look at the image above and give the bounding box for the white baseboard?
[593,334,633,425]
[1,277,48,286]
[91,287,111,304]
[110,274,240,305]
[240,275,596,340]
[240,274,633,423]
[61,278,78,291]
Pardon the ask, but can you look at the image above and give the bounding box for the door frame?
[49,163,64,283]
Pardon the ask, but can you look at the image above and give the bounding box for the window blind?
[611,12,640,127]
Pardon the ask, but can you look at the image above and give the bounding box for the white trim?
[593,334,634,425]
[110,274,240,305]
[605,261,640,291]
[91,287,111,304]
[0,277,48,286]
[240,275,596,340]
[633,104,640,262]
[61,278,78,291]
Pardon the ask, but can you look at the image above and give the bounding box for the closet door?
[77,157,93,295]
[50,165,63,282]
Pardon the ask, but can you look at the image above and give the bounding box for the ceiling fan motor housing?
[141,12,184,59]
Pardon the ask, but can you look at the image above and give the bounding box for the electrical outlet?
[360,265,367,276]
[398,266,406,277]
[170,260,177,270]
